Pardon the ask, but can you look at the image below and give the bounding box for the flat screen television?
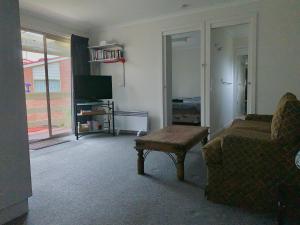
[74,75,112,100]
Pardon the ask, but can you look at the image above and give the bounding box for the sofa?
[202,93,300,211]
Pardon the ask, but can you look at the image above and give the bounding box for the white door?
[207,22,253,135]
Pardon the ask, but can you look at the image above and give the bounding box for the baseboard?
[118,130,148,136]
[0,199,28,225]
[119,130,138,135]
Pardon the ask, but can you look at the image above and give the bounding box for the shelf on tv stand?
[76,101,108,106]
[75,100,115,140]
[77,111,110,116]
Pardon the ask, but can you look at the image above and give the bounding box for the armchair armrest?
[279,146,300,186]
[202,138,222,165]
[245,114,273,122]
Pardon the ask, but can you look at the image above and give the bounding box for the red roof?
[22,56,64,65]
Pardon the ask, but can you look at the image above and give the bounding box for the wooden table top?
[135,125,209,152]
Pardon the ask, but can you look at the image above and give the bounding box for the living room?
[1,0,300,225]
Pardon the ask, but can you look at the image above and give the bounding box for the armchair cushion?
[271,98,300,146]
[245,114,273,122]
[276,92,297,108]
[271,93,297,141]
[231,119,271,133]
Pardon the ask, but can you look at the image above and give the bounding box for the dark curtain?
[71,35,91,131]
[71,34,90,76]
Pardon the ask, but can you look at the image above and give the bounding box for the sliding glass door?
[21,30,71,142]
[46,37,72,136]
[22,31,50,141]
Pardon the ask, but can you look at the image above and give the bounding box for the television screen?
[74,75,112,100]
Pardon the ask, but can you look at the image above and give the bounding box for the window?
[33,63,61,93]
[22,29,71,140]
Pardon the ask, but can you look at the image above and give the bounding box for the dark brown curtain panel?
[71,34,90,76]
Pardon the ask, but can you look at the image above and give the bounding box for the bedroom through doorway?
[163,30,202,127]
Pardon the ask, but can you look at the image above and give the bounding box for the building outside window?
[33,63,61,93]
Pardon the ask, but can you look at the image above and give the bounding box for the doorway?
[21,30,72,142]
[163,30,204,127]
[234,55,248,118]
[209,23,250,134]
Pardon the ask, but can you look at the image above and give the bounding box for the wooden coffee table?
[135,125,209,181]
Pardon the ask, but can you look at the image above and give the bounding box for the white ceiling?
[19,0,255,31]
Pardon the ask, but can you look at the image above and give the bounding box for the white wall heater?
[115,111,149,135]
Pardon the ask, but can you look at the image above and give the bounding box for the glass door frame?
[22,27,72,141]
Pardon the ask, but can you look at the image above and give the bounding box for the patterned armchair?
[203,93,300,211]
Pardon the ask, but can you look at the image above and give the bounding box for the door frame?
[205,14,258,130]
[162,24,206,127]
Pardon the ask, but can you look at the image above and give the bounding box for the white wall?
[90,24,164,130]
[233,37,248,50]
[211,27,234,133]
[89,0,300,131]
[0,0,32,223]
[256,0,300,113]
[172,47,201,98]
[20,9,88,37]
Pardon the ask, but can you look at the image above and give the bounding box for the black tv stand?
[75,100,115,140]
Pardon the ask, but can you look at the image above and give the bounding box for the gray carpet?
[14,134,276,225]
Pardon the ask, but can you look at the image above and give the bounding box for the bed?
[172,97,201,125]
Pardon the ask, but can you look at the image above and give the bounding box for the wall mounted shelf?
[89,43,124,50]
[89,57,125,64]
[88,43,126,87]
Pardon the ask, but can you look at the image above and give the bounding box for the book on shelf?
[78,109,106,116]
[91,49,124,61]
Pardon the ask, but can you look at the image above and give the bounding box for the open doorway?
[210,23,250,134]
[163,30,202,127]
[234,54,248,118]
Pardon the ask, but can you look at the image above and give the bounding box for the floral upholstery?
[245,114,273,122]
[271,99,300,147]
[231,119,271,133]
[203,138,222,165]
[271,92,297,141]
[203,92,300,211]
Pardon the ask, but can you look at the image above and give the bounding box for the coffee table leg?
[201,136,208,145]
[176,152,186,181]
[137,149,144,175]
